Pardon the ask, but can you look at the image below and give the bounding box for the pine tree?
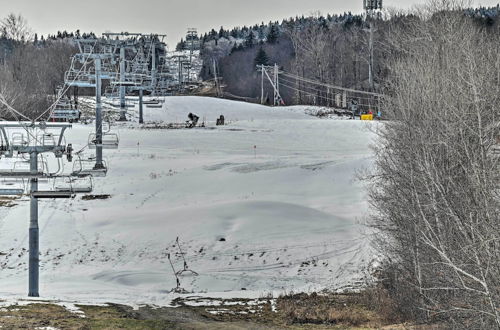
[245,30,255,48]
[219,26,226,39]
[267,25,278,43]
[176,38,186,51]
[254,47,269,66]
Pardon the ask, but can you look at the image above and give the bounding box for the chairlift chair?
[88,133,119,150]
[31,191,73,199]
[54,176,93,194]
[0,188,24,196]
[11,133,28,147]
[72,157,108,178]
[35,133,56,147]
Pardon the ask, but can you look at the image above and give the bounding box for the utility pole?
[213,59,220,97]
[273,64,280,106]
[261,64,264,104]
[258,65,284,106]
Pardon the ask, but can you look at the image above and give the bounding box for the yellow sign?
[361,114,374,121]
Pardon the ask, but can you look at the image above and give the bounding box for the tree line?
[0,14,86,120]
[196,5,500,108]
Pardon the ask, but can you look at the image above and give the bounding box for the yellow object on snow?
[361,114,374,121]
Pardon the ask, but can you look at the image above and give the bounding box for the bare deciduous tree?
[1,14,32,42]
[368,1,500,328]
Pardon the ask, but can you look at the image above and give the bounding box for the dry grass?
[0,197,18,207]
[277,292,384,327]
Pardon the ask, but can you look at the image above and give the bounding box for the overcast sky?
[3,0,499,48]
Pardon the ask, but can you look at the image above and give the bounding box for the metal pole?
[261,65,264,105]
[139,88,144,124]
[151,39,156,96]
[213,59,219,97]
[95,57,104,169]
[276,64,280,106]
[119,46,127,121]
[274,64,279,106]
[368,20,374,91]
[28,151,39,297]
[179,58,183,92]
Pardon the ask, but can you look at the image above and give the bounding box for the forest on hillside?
[189,5,500,106]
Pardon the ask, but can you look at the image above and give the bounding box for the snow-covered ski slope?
[0,96,377,306]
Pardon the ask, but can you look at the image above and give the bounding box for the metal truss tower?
[363,0,383,91]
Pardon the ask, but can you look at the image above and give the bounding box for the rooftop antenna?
[175,237,198,276]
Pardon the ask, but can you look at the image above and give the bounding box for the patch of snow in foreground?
[0,96,378,307]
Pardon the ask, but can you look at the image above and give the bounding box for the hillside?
[0,96,377,307]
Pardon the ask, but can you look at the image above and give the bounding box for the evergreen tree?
[267,24,279,43]
[176,38,186,51]
[254,47,269,66]
[218,26,227,39]
[245,30,255,48]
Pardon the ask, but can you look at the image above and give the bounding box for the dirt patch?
[82,194,111,201]
[0,197,18,207]
[0,293,428,329]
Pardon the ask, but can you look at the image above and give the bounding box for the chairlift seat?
[73,168,107,178]
[55,187,93,194]
[88,133,119,149]
[0,171,46,178]
[32,191,73,199]
[54,176,93,194]
[0,189,24,196]
[111,81,139,86]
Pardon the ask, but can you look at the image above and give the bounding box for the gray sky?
[4,0,499,48]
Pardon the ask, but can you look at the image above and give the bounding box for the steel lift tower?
[363,0,383,91]
[186,28,198,83]
[0,123,87,297]
[65,50,117,174]
[103,32,143,121]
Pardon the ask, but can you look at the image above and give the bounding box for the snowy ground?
[0,96,378,307]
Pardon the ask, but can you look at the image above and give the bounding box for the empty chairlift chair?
[11,132,28,147]
[53,176,93,194]
[0,188,24,196]
[0,160,46,179]
[88,132,119,150]
[72,156,108,178]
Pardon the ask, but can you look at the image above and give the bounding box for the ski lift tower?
[103,32,143,121]
[363,0,382,91]
[186,28,198,83]
[0,123,75,297]
[65,48,116,175]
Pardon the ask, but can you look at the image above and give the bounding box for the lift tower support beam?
[28,151,39,297]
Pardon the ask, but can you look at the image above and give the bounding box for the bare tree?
[1,14,32,42]
[367,1,500,328]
